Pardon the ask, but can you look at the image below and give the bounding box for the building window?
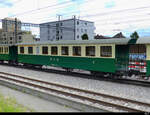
[19,36,22,40]
[56,37,59,41]
[77,35,79,39]
[85,22,87,25]
[77,21,79,25]
[10,37,12,40]
[73,46,81,56]
[60,23,63,26]
[42,46,48,54]
[56,23,59,27]
[86,46,95,56]
[20,47,24,54]
[100,46,112,57]
[28,47,33,54]
[61,46,69,55]
[51,46,58,55]
[60,36,63,39]
[85,29,87,33]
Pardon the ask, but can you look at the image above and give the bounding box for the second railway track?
[0,71,149,112]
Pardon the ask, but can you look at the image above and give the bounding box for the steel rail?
[1,63,150,88]
[0,72,148,112]
[0,71,150,107]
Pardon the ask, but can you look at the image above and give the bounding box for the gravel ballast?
[0,65,150,105]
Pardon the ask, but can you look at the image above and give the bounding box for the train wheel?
[90,71,96,76]
[65,68,73,73]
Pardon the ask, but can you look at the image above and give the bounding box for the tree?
[130,31,139,39]
[82,34,88,40]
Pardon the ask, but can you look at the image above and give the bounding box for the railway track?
[1,63,150,88]
[0,71,149,112]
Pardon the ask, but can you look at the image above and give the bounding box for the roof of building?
[3,18,21,22]
[40,18,94,25]
[112,32,126,38]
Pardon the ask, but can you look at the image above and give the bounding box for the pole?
[15,18,17,44]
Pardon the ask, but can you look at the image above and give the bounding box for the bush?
[0,93,29,112]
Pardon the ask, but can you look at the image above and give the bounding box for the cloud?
[105,0,115,8]
[0,0,150,37]
[0,0,13,7]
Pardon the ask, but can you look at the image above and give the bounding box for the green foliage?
[0,93,29,112]
[130,31,139,39]
[81,34,89,40]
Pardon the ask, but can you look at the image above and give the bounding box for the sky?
[0,0,150,37]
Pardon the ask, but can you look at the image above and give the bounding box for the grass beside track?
[0,93,32,112]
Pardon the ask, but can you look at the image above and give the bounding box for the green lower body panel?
[18,55,116,73]
[146,60,150,76]
[0,54,10,61]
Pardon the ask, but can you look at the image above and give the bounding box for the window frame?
[42,46,48,55]
[28,47,33,54]
[85,46,96,57]
[20,47,24,54]
[4,47,8,53]
[51,46,58,56]
[61,46,69,56]
[100,46,112,57]
[72,46,81,56]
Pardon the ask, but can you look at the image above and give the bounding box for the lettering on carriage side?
[57,58,59,62]
[50,58,52,61]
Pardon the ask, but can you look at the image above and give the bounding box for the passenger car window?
[20,47,24,54]
[101,46,112,57]
[73,46,81,56]
[4,47,8,53]
[28,47,33,54]
[51,46,58,55]
[86,46,95,56]
[42,46,48,55]
[61,46,69,55]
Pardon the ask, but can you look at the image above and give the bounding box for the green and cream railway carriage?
[17,38,131,76]
[1,37,150,79]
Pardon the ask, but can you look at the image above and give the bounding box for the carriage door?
[9,46,18,63]
[129,45,146,73]
[116,45,129,72]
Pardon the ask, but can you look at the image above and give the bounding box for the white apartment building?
[40,18,95,41]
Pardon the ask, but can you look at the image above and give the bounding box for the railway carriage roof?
[17,38,131,45]
[136,37,150,44]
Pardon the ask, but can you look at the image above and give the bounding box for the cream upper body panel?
[18,43,116,58]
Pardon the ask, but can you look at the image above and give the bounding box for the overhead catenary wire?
[2,0,150,36]
[8,0,92,18]
[5,0,150,28]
